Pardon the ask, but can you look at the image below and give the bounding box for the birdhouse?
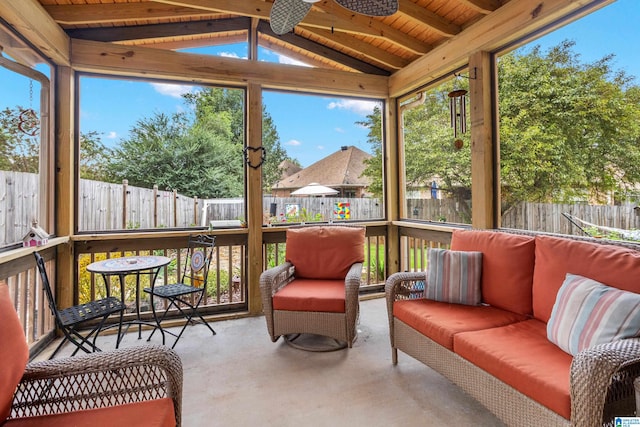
[22,220,49,247]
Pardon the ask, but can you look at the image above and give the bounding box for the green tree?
[80,131,113,181]
[358,105,384,198]
[499,40,640,210]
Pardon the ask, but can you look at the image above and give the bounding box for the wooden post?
[194,196,199,226]
[469,51,496,229]
[153,184,158,228]
[122,179,128,229]
[173,189,178,228]
[55,66,74,309]
[385,97,401,275]
[246,83,263,315]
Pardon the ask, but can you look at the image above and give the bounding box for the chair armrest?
[259,261,295,297]
[385,271,426,349]
[570,337,640,427]
[10,344,183,426]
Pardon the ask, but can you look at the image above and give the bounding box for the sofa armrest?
[385,271,426,359]
[570,337,640,427]
[10,344,183,425]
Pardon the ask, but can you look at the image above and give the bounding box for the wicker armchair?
[260,225,365,350]
[1,284,183,427]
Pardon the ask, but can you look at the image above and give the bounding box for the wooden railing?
[74,233,248,323]
[397,224,454,272]
[1,223,452,355]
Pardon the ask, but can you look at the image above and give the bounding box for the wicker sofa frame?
[8,345,183,425]
[386,230,640,427]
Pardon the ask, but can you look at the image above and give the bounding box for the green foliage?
[80,131,113,181]
[357,105,384,198]
[499,40,640,210]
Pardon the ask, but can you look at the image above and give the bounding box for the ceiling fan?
[270,0,399,35]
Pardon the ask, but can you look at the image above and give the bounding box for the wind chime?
[17,80,40,137]
[448,86,467,150]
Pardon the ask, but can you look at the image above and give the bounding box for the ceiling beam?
[457,0,501,14]
[310,0,431,54]
[70,39,389,98]
[0,0,70,65]
[257,21,389,76]
[397,0,461,37]
[302,27,409,70]
[43,3,218,25]
[154,0,430,54]
[134,34,248,50]
[66,17,251,43]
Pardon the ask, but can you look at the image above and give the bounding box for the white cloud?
[327,99,379,116]
[317,145,325,150]
[334,127,345,133]
[286,139,302,146]
[220,51,242,59]
[150,82,193,98]
[277,54,312,67]
[106,131,118,139]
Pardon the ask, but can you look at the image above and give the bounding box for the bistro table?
[87,255,171,347]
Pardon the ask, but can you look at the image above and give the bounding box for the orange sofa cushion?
[454,319,572,419]
[393,299,527,350]
[533,235,640,322]
[450,230,536,315]
[4,397,176,427]
[0,285,29,421]
[286,226,365,279]
[272,278,345,313]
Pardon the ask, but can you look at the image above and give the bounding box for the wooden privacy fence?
[501,202,640,236]
[3,171,639,243]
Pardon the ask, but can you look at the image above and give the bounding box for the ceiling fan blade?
[270,0,313,35]
[335,0,399,17]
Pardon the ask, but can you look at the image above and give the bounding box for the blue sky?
[1,0,638,168]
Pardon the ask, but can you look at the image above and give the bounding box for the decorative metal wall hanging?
[243,146,266,169]
[18,81,40,136]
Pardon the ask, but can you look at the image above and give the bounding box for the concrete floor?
[41,297,505,427]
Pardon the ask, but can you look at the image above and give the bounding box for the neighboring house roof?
[278,160,302,179]
[274,146,372,190]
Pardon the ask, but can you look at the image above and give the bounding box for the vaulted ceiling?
[36,0,507,76]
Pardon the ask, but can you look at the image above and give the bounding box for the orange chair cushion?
[393,299,527,350]
[285,226,365,279]
[532,235,640,322]
[454,319,572,419]
[450,230,536,315]
[4,398,175,427]
[272,279,345,313]
[0,284,29,421]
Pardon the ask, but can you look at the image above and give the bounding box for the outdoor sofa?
[386,229,640,426]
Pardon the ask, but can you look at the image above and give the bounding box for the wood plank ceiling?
[36,0,507,76]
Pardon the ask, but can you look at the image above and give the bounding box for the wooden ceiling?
[35,0,508,76]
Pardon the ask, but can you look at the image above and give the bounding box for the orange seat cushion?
[4,398,176,427]
[272,279,345,313]
[286,226,365,279]
[450,230,536,315]
[454,319,572,419]
[393,299,527,350]
[0,285,29,421]
[533,235,640,322]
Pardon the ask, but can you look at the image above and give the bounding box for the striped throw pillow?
[426,248,482,305]
[547,274,640,356]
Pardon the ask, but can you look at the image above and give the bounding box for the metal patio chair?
[144,234,217,348]
[33,252,125,359]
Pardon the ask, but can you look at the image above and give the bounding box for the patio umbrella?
[291,183,338,196]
